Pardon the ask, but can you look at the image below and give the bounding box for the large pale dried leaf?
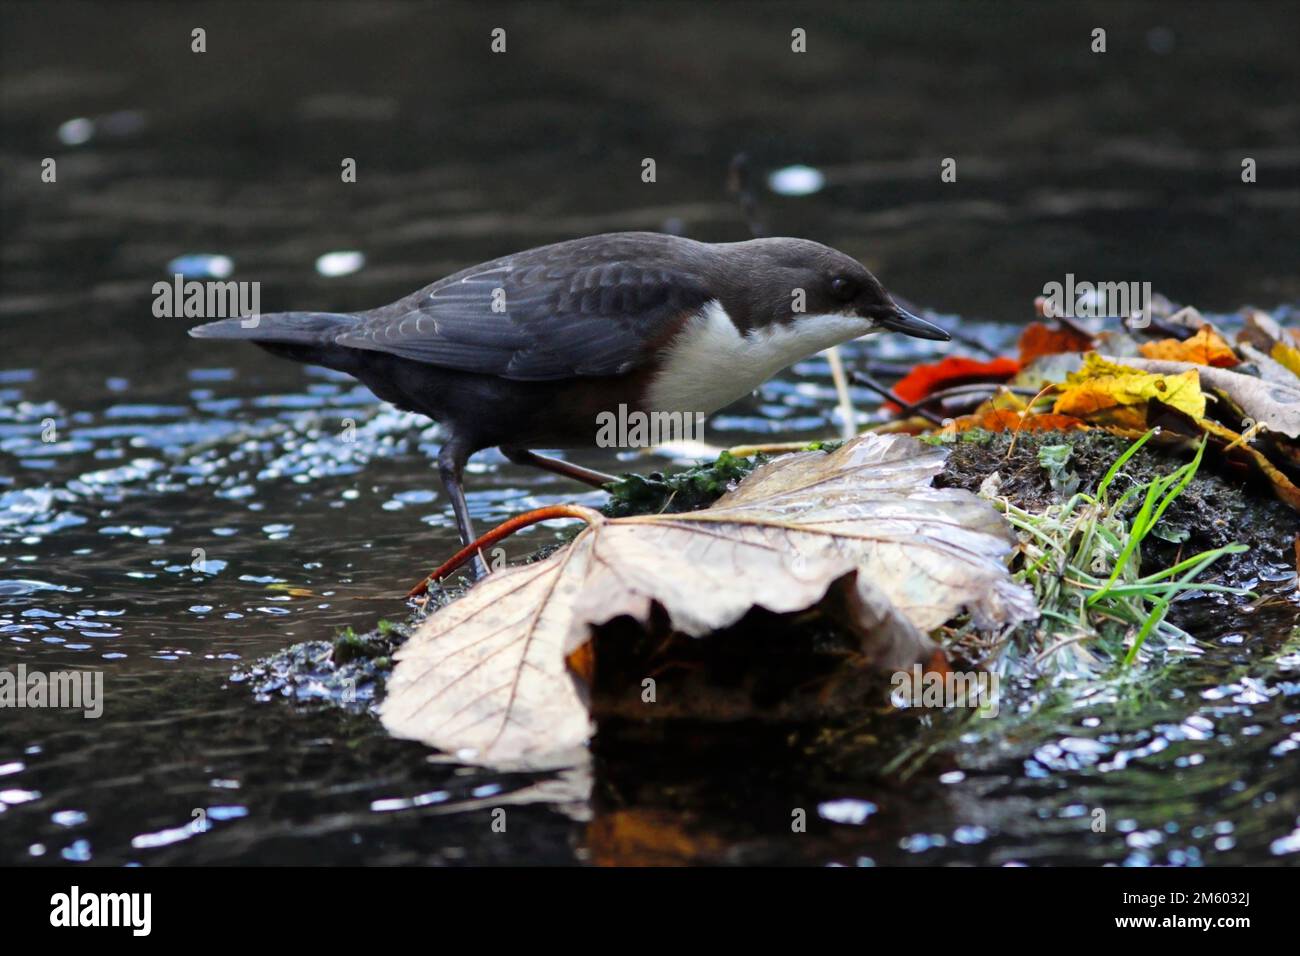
[382,434,1034,766]
[1108,356,1300,439]
[1237,310,1300,372]
[1237,342,1300,387]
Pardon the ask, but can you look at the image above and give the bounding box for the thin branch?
[825,346,858,440]
[851,371,946,425]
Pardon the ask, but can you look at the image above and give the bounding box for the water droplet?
[315,250,365,277]
[818,798,877,825]
[57,117,94,146]
[768,164,826,197]
[166,254,234,280]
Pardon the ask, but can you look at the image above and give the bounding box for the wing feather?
[333,236,711,381]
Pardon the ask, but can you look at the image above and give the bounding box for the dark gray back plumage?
[336,233,715,381]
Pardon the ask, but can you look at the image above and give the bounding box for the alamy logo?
[1041,273,1151,327]
[0,665,103,718]
[595,404,706,448]
[152,274,261,325]
[50,886,151,936]
[890,663,999,717]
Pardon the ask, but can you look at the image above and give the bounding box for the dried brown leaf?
[382,434,1035,766]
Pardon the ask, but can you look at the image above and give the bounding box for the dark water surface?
[1,1,1298,864]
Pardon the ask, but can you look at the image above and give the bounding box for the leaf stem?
[406,504,603,599]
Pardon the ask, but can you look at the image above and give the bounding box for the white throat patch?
[644,300,873,415]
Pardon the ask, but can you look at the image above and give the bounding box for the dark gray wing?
[334,240,712,381]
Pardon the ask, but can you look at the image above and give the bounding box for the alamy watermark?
[50,886,150,936]
[1041,273,1151,328]
[0,665,103,718]
[890,663,999,717]
[595,404,705,449]
[153,274,261,326]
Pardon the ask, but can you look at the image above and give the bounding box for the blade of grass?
[1096,428,1155,500]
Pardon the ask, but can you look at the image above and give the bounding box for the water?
[1,1,1298,865]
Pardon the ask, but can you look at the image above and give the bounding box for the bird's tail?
[188,311,358,345]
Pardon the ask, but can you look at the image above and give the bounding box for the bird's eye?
[830,277,858,301]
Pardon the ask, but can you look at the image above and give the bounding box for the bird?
[189,231,948,575]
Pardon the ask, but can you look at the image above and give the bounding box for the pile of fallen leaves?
[870,302,1300,511]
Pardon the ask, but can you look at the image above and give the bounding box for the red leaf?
[1018,322,1095,365]
[886,356,1021,413]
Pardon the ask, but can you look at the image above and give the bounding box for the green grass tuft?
[993,431,1251,670]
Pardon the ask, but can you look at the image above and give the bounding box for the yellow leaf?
[266,583,314,598]
[1053,353,1205,428]
[1271,340,1300,379]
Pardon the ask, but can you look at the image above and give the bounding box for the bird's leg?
[437,440,489,580]
[500,448,617,488]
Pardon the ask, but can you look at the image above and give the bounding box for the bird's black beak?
[878,304,951,342]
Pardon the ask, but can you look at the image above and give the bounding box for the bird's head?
[718,237,950,343]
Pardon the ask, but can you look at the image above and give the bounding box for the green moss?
[601,442,852,518]
[602,450,759,517]
[332,622,404,666]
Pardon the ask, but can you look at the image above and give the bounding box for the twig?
[917,383,1045,403]
[825,346,857,440]
[1006,383,1058,458]
[852,373,1045,424]
[851,372,946,425]
[861,360,917,377]
[943,328,996,357]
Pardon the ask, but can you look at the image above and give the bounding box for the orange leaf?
[949,408,1090,434]
[1138,326,1239,368]
[566,641,596,686]
[1017,322,1095,365]
[886,356,1020,412]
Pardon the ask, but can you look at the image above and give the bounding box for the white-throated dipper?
[190,232,948,572]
